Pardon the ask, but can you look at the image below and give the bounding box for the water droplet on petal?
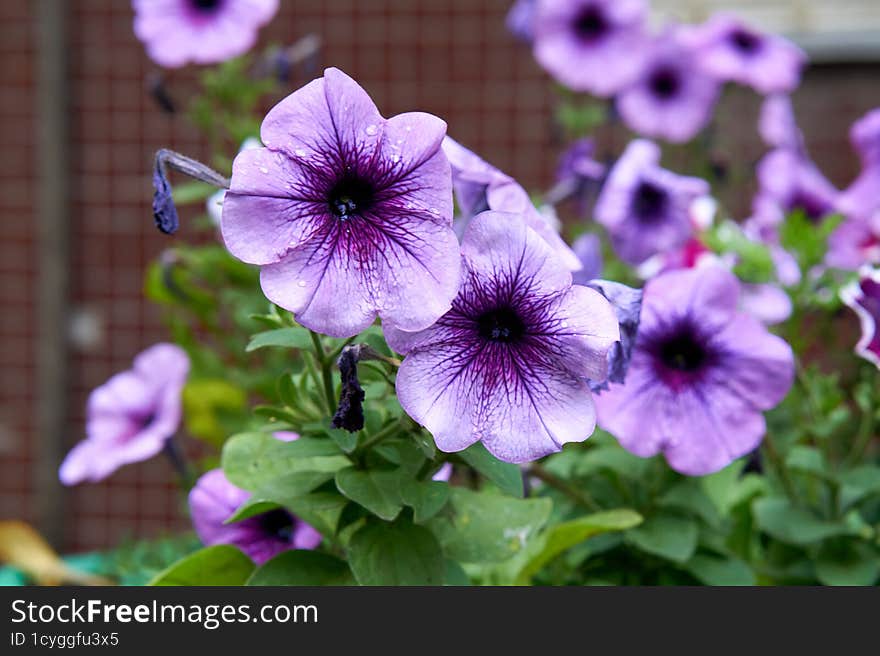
[295,148,307,157]
[298,280,307,288]
[365,124,378,136]
[259,167,269,174]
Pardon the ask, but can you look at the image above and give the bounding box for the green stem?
[847,402,876,466]
[761,434,799,505]
[309,330,336,416]
[357,417,407,454]
[528,462,601,512]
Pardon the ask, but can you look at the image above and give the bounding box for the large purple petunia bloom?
[220,68,461,338]
[838,109,880,222]
[189,467,321,564]
[682,13,806,94]
[133,0,279,69]
[595,139,710,265]
[616,32,721,143]
[841,267,880,368]
[443,136,581,271]
[59,344,190,485]
[532,0,650,97]
[595,267,794,476]
[386,211,619,464]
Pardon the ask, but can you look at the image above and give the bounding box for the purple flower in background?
[682,14,806,94]
[547,138,607,211]
[532,0,650,97]
[133,0,279,69]
[596,267,794,476]
[752,148,839,226]
[758,95,802,150]
[570,233,603,285]
[616,33,721,143]
[841,267,880,368]
[838,109,880,221]
[386,211,619,463]
[595,140,710,265]
[827,213,880,271]
[189,468,321,565]
[506,0,538,43]
[221,68,461,339]
[59,344,190,485]
[443,136,581,271]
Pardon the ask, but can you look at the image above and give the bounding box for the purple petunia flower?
[751,148,839,226]
[682,13,806,94]
[546,138,607,212]
[506,0,538,43]
[443,136,581,271]
[59,344,190,485]
[838,109,880,222]
[841,267,880,368]
[133,0,279,69]
[758,94,802,150]
[570,233,603,286]
[220,68,462,339]
[596,266,794,476]
[827,213,880,271]
[616,31,721,143]
[189,467,321,565]
[386,211,619,464]
[532,0,651,97]
[595,139,710,265]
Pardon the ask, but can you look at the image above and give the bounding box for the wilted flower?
[189,458,321,564]
[221,68,461,338]
[133,0,279,68]
[59,344,190,485]
[596,267,794,476]
[682,14,806,94]
[443,136,581,271]
[595,140,710,264]
[386,211,619,463]
[841,267,880,368]
[532,0,650,97]
[616,32,720,143]
[838,109,880,221]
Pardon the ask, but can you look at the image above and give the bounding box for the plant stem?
[357,417,406,454]
[847,402,876,466]
[761,434,799,505]
[528,462,601,512]
[309,330,336,415]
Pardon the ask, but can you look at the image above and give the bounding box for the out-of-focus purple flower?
[596,267,794,476]
[133,0,279,69]
[443,136,581,271]
[506,0,538,43]
[616,33,721,143]
[532,0,650,97]
[584,279,642,392]
[570,233,603,285]
[838,109,880,222]
[221,68,461,339]
[758,94,803,150]
[738,282,793,326]
[682,14,806,94]
[385,211,619,464]
[595,140,710,265]
[841,267,880,368]
[433,462,453,482]
[827,213,880,271]
[59,344,190,485]
[751,149,839,229]
[547,138,607,211]
[189,468,321,565]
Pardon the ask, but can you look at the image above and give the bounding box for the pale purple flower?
[433,462,453,482]
[206,137,262,226]
[570,233,603,286]
[59,344,190,485]
[841,267,880,368]
[532,0,651,97]
[682,14,806,94]
[221,68,461,339]
[596,266,794,476]
[386,211,619,464]
[547,138,607,212]
[133,0,279,69]
[758,94,802,150]
[838,109,880,222]
[595,140,710,265]
[506,0,537,43]
[443,136,581,271]
[738,283,792,326]
[827,213,880,271]
[616,33,721,143]
[189,468,321,565]
[752,148,839,225]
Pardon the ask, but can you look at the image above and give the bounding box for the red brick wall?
[1,0,879,552]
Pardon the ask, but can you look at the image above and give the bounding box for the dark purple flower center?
[860,279,880,357]
[648,67,681,100]
[572,6,608,43]
[189,0,223,12]
[788,190,830,223]
[477,306,526,343]
[632,181,668,222]
[729,28,762,54]
[257,509,296,542]
[328,173,376,221]
[658,333,706,372]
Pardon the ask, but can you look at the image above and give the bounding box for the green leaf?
[246,327,314,352]
[684,554,755,586]
[625,514,699,563]
[398,479,450,523]
[815,541,880,586]
[458,442,524,498]
[283,492,350,537]
[327,428,359,454]
[149,545,254,586]
[510,509,642,585]
[225,498,282,524]
[658,480,722,529]
[247,550,355,586]
[348,518,445,585]
[427,488,552,563]
[335,468,406,521]
[785,446,830,480]
[753,497,858,545]
[181,379,246,444]
[444,559,471,586]
[839,465,880,510]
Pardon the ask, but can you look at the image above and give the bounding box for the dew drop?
[365,124,378,136]
[297,280,307,288]
[295,148,307,157]
[259,166,269,174]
